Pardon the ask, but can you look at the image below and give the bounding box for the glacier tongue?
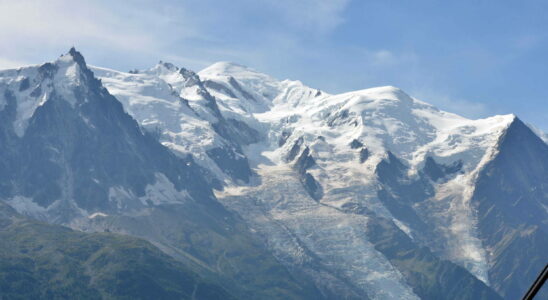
[216,165,420,300]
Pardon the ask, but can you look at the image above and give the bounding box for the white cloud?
[0,0,352,71]
[361,49,420,67]
[0,57,33,70]
[0,1,150,48]
[0,0,202,68]
[264,0,351,35]
[525,122,548,143]
[371,50,395,65]
[411,89,489,119]
[513,33,544,50]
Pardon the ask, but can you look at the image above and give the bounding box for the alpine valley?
[0,49,546,300]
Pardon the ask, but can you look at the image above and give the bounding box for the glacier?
[93,59,518,298]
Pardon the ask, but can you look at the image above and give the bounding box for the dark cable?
[523,263,548,300]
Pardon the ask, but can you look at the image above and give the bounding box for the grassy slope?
[0,202,235,300]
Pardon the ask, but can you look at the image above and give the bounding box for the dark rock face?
[225,118,262,145]
[207,146,252,183]
[370,151,512,299]
[209,118,258,183]
[18,77,29,91]
[0,50,215,221]
[349,139,363,149]
[349,139,370,163]
[422,157,445,181]
[365,216,502,300]
[301,173,323,201]
[180,72,257,184]
[228,76,256,101]
[278,130,292,147]
[359,148,370,163]
[375,152,433,233]
[294,147,323,201]
[327,109,350,127]
[178,67,202,88]
[0,90,19,200]
[422,157,462,182]
[203,79,238,98]
[287,137,304,162]
[37,62,58,79]
[472,118,548,299]
[295,147,316,174]
[372,118,548,300]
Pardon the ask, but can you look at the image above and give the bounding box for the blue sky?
[1,0,547,130]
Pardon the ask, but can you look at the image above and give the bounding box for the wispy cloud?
[0,0,352,71]
[0,1,153,49]
[360,49,419,67]
[263,0,351,35]
[0,0,199,69]
[0,57,32,70]
[411,89,489,119]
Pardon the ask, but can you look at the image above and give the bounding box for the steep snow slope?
[199,62,322,115]
[91,63,258,185]
[91,65,228,182]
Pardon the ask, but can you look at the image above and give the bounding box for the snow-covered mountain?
[1,49,546,299]
[0,49,323,299]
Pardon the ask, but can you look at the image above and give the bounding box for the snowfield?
[93,60,520,292]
